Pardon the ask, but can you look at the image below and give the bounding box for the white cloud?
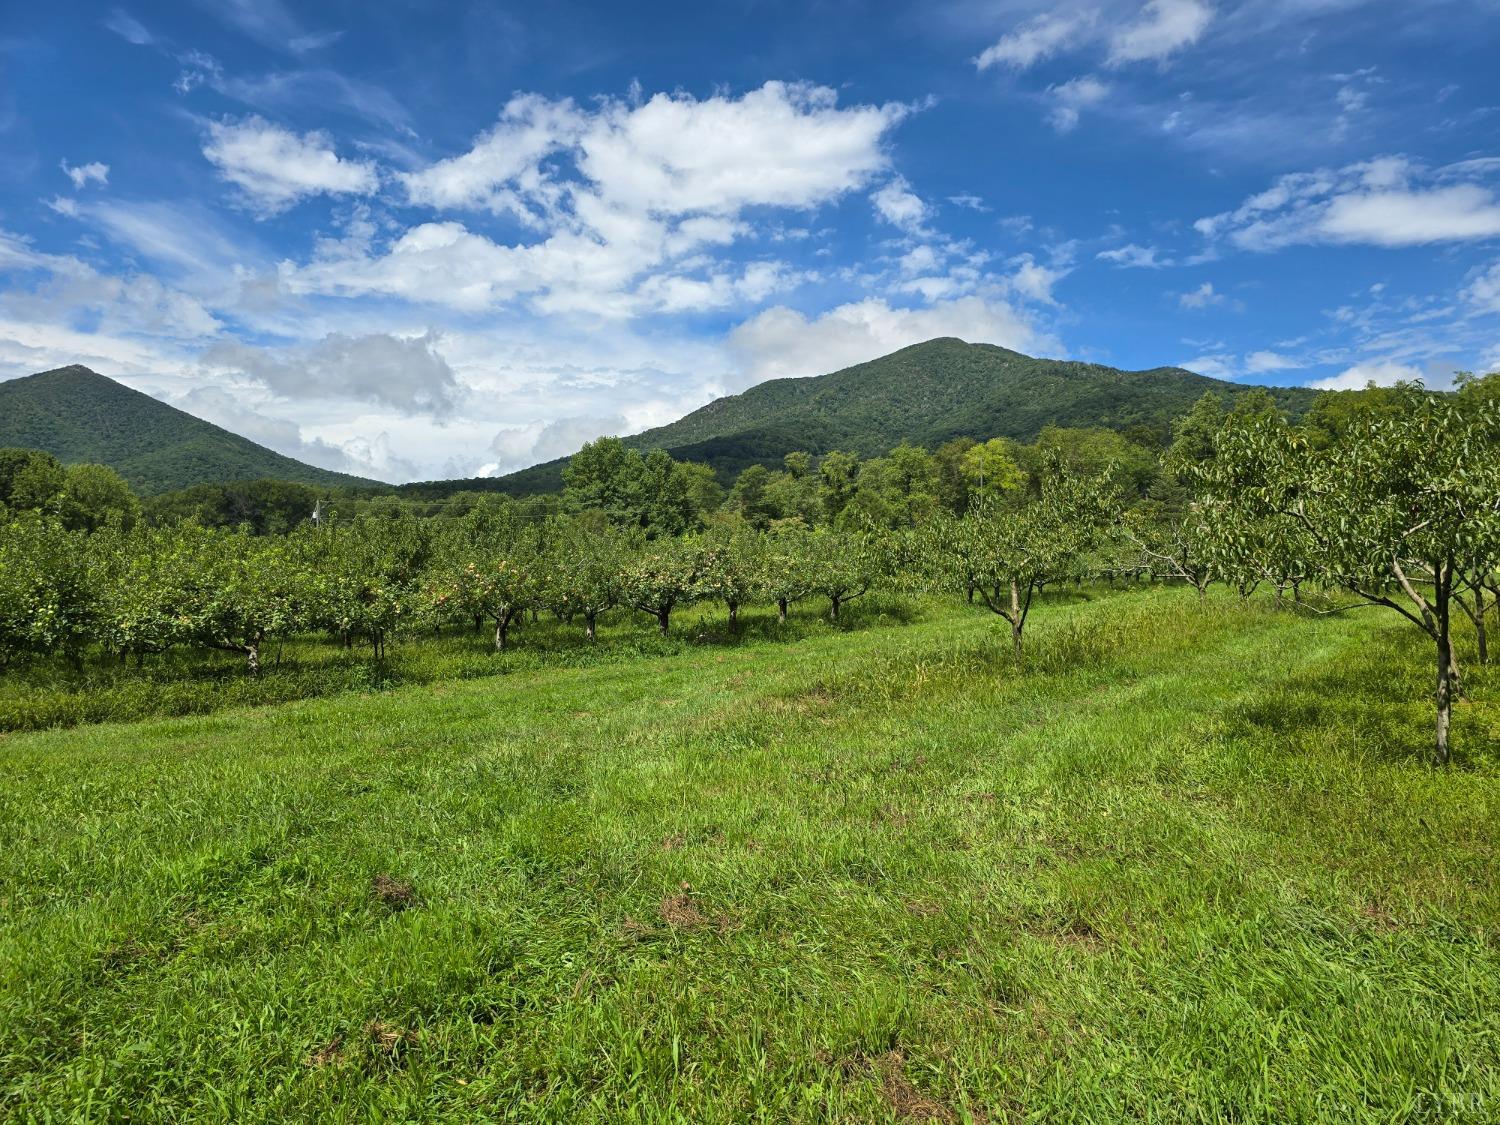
[726,296,1054,384]
[1244,349,1299,373]
[871,177,930,232]
[1182,353,1236,379]
[175,385,395,479]
[202,116,379,215]
[399,93,582,221]
[0,229,221,342]
[61,160,109,190]
[200,331,460,415]
[1047,76,1110,132]
[1197,157,1500,251]
[1466,261,1500,313]
[976,13,1092,71]
[1008,254,1067,303]
[285,82,910,317]
[1097,242,1170,268]
[1108,0,1214,65]
[1179,281,1225,308]
[1321,186,1500,246]
[1310,360,1425,390]
[521,414,631,463]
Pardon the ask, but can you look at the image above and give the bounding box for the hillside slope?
[0,366,379,495]
[406,338,1320,497]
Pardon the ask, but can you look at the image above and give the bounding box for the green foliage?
[1193,385,1500,761]
[0,515,101,669]
[562,436,712,536]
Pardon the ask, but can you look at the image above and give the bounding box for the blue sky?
[2,0,1498,481]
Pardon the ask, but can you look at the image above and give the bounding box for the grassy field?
[1,588,1497,1122]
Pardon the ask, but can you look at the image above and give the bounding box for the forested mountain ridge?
[0,365,379,495]
[407,337,1321,498]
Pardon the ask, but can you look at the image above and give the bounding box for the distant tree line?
[2,375,1496,762]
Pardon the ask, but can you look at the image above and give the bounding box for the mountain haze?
[404,338,1321,497]
[0,366,379,495]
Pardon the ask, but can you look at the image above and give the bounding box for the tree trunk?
[657,607,671,635]
[1009,579,1024,659]
[777,597,788,625]
[829,595,841,621]
[584,610,597,642]
[728,601,739,631]
[966,580,975,604]
[246,641,260,676]
[1476,585,1489,665]
[1436,577,1452,766]
[473,614,483,635]
[494,611,512,652]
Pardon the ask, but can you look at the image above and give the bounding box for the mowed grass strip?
[0,588,1497,1122]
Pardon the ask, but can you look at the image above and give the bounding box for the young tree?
[427,518,544,652]
[1198,387,1500,763]
[805,527,880,621]
[310,516,429,659]
[0,515,100,670]
[762,524,813,624]
[545,514,629,641]
[934,460,1119,659]
[621,535,700,635]
[695,516,766,631]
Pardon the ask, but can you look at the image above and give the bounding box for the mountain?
[0,366,379,495]
[400,338,1322,498]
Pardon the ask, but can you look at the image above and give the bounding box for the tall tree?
[1197,387,1500,763]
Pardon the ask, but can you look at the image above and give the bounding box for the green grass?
[1,588,1497,1122]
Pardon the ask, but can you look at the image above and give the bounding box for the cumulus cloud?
[1182,353,1237,379]
[285,82,909,316]
[871,177,930,232]
[175,385,396,479]
[520,414,631,463]
[1196,156,1500,251]
[1097,242,1170,268]
[1244,350,1300,373]
[976,13,1092,71]
[726,296,1054,384]
[1047,76,1110,132]
[1008,254,1068,303]
[202,116,379,215]
[61,160,109,190]
[1310,360,1426,390]
[1108,0,1214,65]
[1466,261,1500,313]
[1179,281,1225,308]
[399,94,581,221]
[200,331,460,415]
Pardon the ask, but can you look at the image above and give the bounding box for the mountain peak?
[405,337,1319,499]
[0,364,380,495]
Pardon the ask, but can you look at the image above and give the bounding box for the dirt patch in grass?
[823,1049,960,1122]
[660,832,687,851]
[372,873,419,912]
[878,1051,960,1123]
[1359,901,1405,932]
[657,884,739,934]
[307,1035,344,1068]
[1021,914,1105,951]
